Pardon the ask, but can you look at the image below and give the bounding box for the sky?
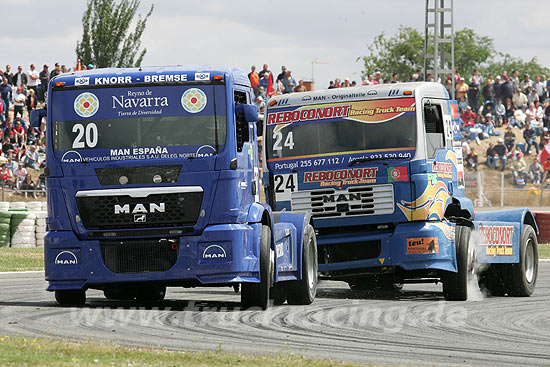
[2,0,550,90]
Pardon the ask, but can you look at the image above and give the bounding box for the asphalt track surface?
[0,264,549,366]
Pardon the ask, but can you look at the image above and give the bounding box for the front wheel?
[241,225,272,310]
[286,224,318,305]
[508,225,538,296]
[443,225,473,301]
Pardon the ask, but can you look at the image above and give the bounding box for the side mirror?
[236,104,258,123]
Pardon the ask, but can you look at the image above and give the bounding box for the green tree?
[358,27,497,81]
[76,0,154,68]
[482,54,550,80]
[357,26,424,82]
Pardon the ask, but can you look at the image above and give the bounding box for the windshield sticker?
[74,92,99,118]
[181,88,207,113]
[267,98,415,127]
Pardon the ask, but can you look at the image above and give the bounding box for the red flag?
[388,166,408,182]
[538,142,550,163]
[75,60,82,71]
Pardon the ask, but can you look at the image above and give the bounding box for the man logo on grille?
[134,214,147,223]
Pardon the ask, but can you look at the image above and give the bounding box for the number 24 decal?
[272,131,294,151]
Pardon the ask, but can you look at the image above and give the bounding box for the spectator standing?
[504,126,516,151]
[493,75,503,102]
[468,77,480,113]
[282,70,296,94]
[0,79,12,120]
[38,65,49,102]
[501,75,515,102]
[470,70,484,85]
[511,70,520,90]
[27,64,39,94]
[12,66,27,89]
[455,77,469,102]
[275,65,286,84]
[248,66,259,91]
[4,65,13,85]
[26,89,37,114]
[482,79,496,106]
[50,63,61,79]
[529,158,543,184]
[13,88,26,119]
[534,75,545,99]
[520,74,533,94]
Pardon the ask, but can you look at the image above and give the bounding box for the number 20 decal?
[72,123,98,149]
[272,131,294,151]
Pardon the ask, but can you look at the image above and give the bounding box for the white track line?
[0,270,44,275]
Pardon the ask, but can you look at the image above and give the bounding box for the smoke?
[468,229,488,301]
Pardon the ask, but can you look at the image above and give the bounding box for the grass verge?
[0,248,44,271]
[0,336,358,367]
[539,243,550,259]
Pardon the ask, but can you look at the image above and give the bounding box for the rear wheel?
[286,224,318,305]
[443,225,473,301]
[508,225,538,296]
[55,289,86,306]
[241,225,272,310]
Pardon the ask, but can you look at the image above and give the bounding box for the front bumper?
[45,223,262,291]
[318,221,457,274]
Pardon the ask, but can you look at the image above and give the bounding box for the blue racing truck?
[264,82,538,300]
[45,66,317,309]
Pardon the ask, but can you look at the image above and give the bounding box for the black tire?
[443,225,473,301]
[270,284,286,306]
[104,287,136,300]
[286,224,318,305]
[55,289,86,306]
[241,225,272,310]
[508,225,538,296]
[136,285,166,302]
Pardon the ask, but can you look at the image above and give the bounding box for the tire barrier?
[10,210,36,248]
[0,203,50,248]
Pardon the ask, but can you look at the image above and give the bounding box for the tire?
[0,218,10,225]
[55,289,86,306]
[11,225,35,233]
[9,202,26,209]
[507,225,538,296]
[286,224,318,305]
[135,285,166,302]
[443,225,473,301]
[241,225,272,310]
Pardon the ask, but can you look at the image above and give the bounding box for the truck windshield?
[51,84,226,157]
[266,98,416,161]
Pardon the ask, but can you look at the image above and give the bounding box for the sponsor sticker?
[303,167,378,187]
[432,161,453,179]
[202,244,227,259]
[54,250,78,265]
[479,225,514,257]
[74,77,90,86]
[74,92,99,118]
[406,237,439,254]
[181,88,207,113]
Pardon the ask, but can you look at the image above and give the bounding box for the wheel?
[241,225,272,310]
[136,285,166,301]
[104,287,136,300]
[286,224,318,305]
[508,225,538,296]
[55,289,86,306]
[270,284,286,305]
[443,225,473,301]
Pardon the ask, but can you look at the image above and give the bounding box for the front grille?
[76,191,203,230]
[95,166,181,186]
[101,238,178,273]
[291,184,394,219]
